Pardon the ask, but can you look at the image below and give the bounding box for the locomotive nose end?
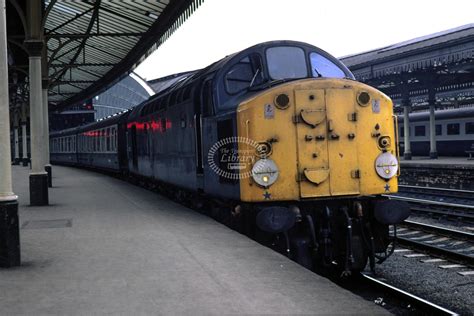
[373,200,411,225]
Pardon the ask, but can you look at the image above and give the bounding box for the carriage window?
[447,123,460,135]
[266,46,307,80]
[414,125,425,136]
[112,128,117,152]
[465,122,474,134]
[310,52,346,78]
[225,54,264,95]
[106,128,111,151]
[102,129,106,152]
[436,124,442,136]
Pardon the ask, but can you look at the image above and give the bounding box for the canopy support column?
[42,84,52,187]
[25,0,48,206]
[21,115,28,166]
[0,0,20,268]
[13,126,20,165]
[402,102,412,160]
[428,88,438,159]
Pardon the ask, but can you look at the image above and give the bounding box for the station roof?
[7,0,204,112]
[341,24,474,69]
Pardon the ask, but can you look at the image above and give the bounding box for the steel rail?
[361,273,459,316]
[385,195,474,210]
[398,185,474,195]
[402,220,474,241]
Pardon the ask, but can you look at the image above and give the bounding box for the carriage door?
[295,89,330,198]
[325,88,360,195]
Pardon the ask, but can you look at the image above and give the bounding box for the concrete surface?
[400,156,474,167]
[0,165,388,315]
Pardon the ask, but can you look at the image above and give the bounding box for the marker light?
[375,152,398,179]
[252,159,279,187]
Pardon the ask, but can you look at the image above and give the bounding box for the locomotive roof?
[127,40,353,120]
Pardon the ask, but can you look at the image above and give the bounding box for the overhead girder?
[5,0,204,114]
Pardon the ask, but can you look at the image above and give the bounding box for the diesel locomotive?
[50,41,410,274]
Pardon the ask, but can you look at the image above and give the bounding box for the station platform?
[1,165,387,315]
[400,156,474,167]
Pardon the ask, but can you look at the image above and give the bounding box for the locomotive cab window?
[225,54,264,95]
[310,52,346,78]
[266,46,307,80]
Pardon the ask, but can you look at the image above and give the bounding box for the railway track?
[395,220,474,268]
[360,273,459,315]
[398,185,474,202]
[384,186,474,222]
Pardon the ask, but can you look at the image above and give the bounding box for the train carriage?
[398,107,474,156]
[50,128,78,165]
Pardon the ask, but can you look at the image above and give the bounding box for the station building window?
[414,125,425,137]
[447,123,460,135]
[465,122,474,134]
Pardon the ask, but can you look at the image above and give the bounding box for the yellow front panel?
[325,89,360,195]
[294,89,330,198]
[355,88,398,195]
[237,78,399,202]
[237,88,299,202]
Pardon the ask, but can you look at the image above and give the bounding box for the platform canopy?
[340,24,474,113]
[7,0,203,111]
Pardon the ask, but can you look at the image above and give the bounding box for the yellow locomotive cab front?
[237,78,399,202]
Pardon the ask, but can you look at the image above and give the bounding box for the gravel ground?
[368,245,474,315]
[407,214,474,233]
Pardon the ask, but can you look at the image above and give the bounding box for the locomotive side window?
[436,124,442,136]
[201,79,214,116]
[466,122,474,134]
[266,46,307,80]
[447,123,460,135]
[225,54,264,95]
[183,85,192,101]
[310,52,346,78]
